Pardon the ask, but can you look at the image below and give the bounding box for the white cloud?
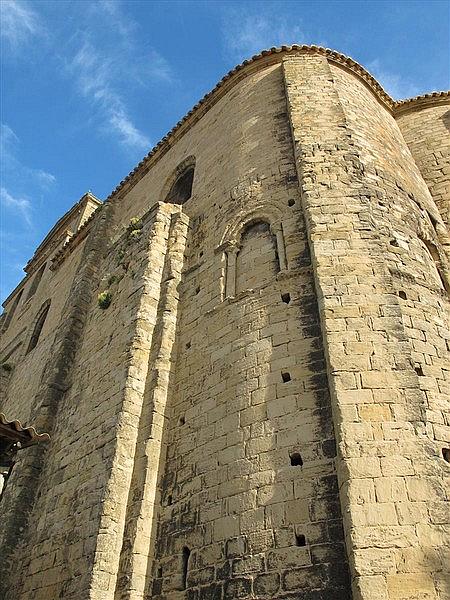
[1,123,56,228]
[109,109,152,150]
[0,0,42,48]
[0,123,19,161]
[147,49,174,83]
[34,170,57,188]
[366,59,420,100]
[1,187,32,227]
[222,9,306,63]
[1,123,56,188]
[65,0,176,151]
[92,0,136,40]
[69,40,151,150]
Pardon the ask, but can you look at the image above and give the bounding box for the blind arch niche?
[236,220,280,293]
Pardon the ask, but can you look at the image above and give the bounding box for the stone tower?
[0,46,449,600]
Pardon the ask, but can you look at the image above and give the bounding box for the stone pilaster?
[86,203,180,600]
[113,209,189,600]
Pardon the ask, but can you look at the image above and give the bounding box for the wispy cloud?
[221,8,306,63]
[1,187,32,227]
[1,123,56,227]
[69,39,151,150]
[366,59,420,100]
[65,1,176,151]
[147,49,174,83]
[34,170,56,188]
[109,108,151,149]
[1,123,56,189]
[2,1,173,152]
[1,123,19,150]
[0,0,42,48]
[92,0,136,40]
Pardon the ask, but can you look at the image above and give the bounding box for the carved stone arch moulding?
[217,205,287,300]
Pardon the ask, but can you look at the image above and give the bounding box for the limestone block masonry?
[0,46,449,600]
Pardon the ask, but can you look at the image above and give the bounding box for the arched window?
[421,239,449,292]
[1,289,23,333]
[27,301,50,354]
[165,160,195,205]
[26,262,46,301]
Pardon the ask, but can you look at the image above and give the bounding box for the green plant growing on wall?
[98,290,112,309]
[129,217,142,230]
[127,217,143,241]
[129,229,141,240]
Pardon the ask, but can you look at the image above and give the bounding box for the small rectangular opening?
[295,533,306,547]
[281,372,291,383]
[290,452,303,467]
[182,547,190,589]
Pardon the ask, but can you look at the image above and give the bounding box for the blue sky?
[1,0,449,302]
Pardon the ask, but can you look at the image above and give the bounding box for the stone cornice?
[104,45,449,207]
[2,193,102,308]
[394,91,450,116]
[50,208,99,271]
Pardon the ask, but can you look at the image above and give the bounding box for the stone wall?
[397,104,450,227]
[0,46,448,600]
[1,241,87,422]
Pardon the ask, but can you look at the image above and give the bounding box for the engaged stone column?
[272,221,287,270]
[225,243,239,299]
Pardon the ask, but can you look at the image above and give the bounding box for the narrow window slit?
[182,547,190,589]
[415,366,424,377]
[157,566,163,578]
[290,452,303,467]
[195,286,200,295]
[281,372,291,383]
[27,301,51,353]
[167,495,173,506]
[179,415,185,426]
[281,292,291,304]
